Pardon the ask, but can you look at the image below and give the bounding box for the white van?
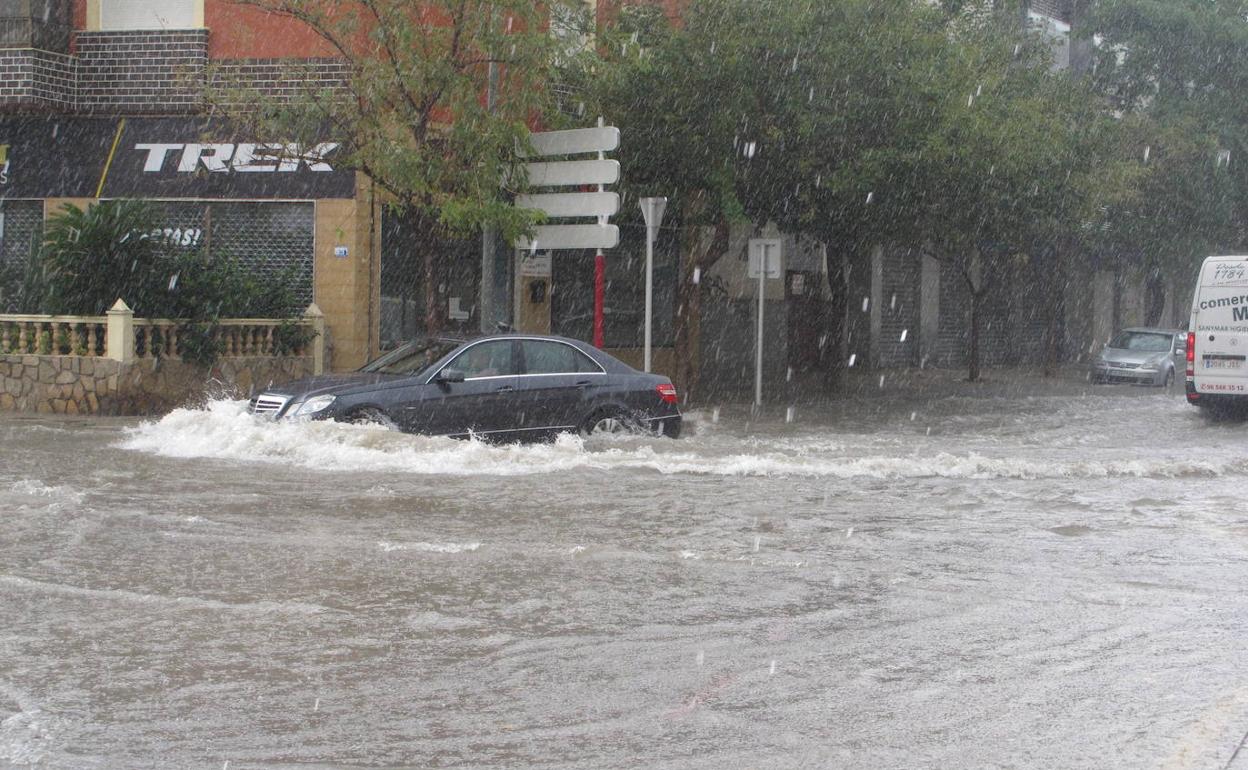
[1186,255,1248,409]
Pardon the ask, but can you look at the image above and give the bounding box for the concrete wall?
[0,354,312,415]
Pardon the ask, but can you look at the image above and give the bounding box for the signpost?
[640,197,668,373]
[513,122,621,346]
[748,238,782,407]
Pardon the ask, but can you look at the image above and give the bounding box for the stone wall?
[0,354,313,416]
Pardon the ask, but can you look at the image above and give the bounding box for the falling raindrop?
[697,649,705,666]
[926,427,932,435]
[710,40,716,54]
[815,173,821,187]
[890,293,897,310]
[899,329,908,342]
[1143,145,1151,162]
[968,93,974,107]
[168,273,179,290]
[693,267,701,284]
[861,296,869,312]
[314,698,320,712]
[848,353,857,367]
[846,527,854,539]
[910,412,917,421]
[976,84,983,97]
[744,141,757,159]
[712,406,720,423]
[878,374,885,388]
[769,660,777,676]
[786,366,793,382]
[785,406,795,423]
[808,86,815,102]
[865,191,874,204]
[753,535,761,552]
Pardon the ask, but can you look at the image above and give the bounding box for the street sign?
[523,159,620,187]
[747,238,783,408]
[748,238,783,279]
[515,224,620,251]
[519,251,553,277]
[520,126,620,157]
[515,191,619,218]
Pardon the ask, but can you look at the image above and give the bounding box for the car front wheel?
[348,407,397,430]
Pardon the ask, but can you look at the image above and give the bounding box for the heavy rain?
[3,1,1248,768]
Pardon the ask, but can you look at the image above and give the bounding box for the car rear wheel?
[581,409,636,436]
[1163,368,1175,390]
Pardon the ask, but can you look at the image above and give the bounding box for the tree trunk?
[674,217,729,404]
[1042,244,1066,377]
[822,253,848,389]
[968,287,982,382]
[417,211,443,337]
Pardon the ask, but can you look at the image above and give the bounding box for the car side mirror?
[436,368,466,384]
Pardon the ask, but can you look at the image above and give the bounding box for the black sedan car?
[248,334,682,439]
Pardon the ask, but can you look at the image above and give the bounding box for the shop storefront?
[0,115,376,370]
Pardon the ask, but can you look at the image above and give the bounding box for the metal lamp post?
[639,197,667,373]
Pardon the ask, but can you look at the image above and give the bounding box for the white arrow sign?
[524,159,620,187]
[515,224,620,251]
[521,126,620,157]
[515,192,620,218]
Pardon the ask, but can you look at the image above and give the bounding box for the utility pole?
[480,12,501,333]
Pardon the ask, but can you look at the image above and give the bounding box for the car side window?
[522,340,601,375]
[446,341,518,379]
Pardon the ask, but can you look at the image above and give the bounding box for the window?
[447,341,517,379]
[521,340,601,375]
[1108,332,1172,352]
[99,0,197,30]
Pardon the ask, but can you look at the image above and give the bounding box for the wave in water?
[117,400,1248,481]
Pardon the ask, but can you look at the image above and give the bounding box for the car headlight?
[291,395,336,416]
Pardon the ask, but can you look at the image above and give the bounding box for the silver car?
[1091,327,1186,387]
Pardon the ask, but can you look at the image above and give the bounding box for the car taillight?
[656,383,678,404]
[1186,331,1196,377]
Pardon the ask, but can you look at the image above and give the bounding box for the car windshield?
[1108,332,1172,352]
[358,339,462,376]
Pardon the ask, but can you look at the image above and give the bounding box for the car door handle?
[575,380,593,387]
[496,384,515,392]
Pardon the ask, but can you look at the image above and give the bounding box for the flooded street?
[3,386,1248,769]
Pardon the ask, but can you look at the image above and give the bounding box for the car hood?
[1099,348,1169,365]
[259,372,407,400]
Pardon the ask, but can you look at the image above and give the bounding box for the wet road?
[3,386,1248,769]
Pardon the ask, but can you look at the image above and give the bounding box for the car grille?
[249,394,290,417]
[1107,362,1140,369]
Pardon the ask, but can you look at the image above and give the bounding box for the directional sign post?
[514,122,622,343]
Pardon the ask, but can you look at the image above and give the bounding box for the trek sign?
[0,117,354,199]
[134,142,341,173]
